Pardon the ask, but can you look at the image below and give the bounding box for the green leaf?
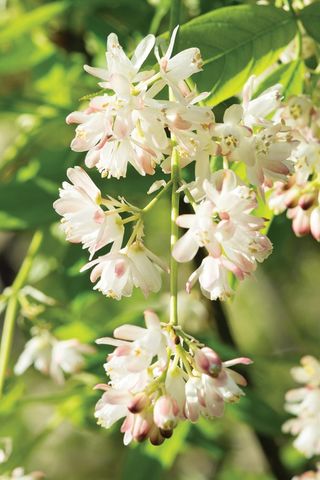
[300,2,320,43]
[0,2,70,44]
[254,60,305,99]
[0,179,57,230]
[179,5,297,105]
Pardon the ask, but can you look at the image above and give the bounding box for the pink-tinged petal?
[66,111,89,125]
[223,357,253,367]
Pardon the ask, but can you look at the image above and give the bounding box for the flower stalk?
[0,230,43,397]
[169,147,180,326]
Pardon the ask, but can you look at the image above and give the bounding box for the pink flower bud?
[310,206,320,241]
[292,207,310,237]
[127,392,149,414]
[298,193,316,210]
[194,347,222,378]
[153,395,179,432]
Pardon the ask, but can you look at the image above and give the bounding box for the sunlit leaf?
[179,5,297,105]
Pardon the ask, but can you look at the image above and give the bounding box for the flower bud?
[194,347,222,378]
[298,193,316,210]
[310,206,320,241]
[149,426,165,446]
[153,395,179,432]
[292,208,310,237]
[127,392,149,414]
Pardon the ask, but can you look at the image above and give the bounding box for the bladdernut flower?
[54,166,124,257]
[14,330,94,384]
[283,356,320,458]
[94,311,251,445]
[81,242,166,300]
[173,169,272,300]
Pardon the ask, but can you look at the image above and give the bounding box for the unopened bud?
[298,193,316,210]
[127,392,149,414]
[153,395,179,432]
[195,347,222,378]
[159,428,173,438]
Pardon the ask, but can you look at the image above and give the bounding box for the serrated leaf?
[178,5,297,105]
[300,2,320,43]
[254,60,305,99]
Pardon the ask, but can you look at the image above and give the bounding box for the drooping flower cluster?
[174,169,272,299]
[283,355,320,458]
[94,310,252,445]
[14,330,94,384]
[269,95,320,241]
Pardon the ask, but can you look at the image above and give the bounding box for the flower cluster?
[282,355,320,458]
[269,95,320,241]
[14,330,94,384]
[174,169,272,299]
[94,310,252,445]
[53,29,294,301]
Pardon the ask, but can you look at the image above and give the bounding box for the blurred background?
[0,0,320,479]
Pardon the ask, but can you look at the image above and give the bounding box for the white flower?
[279,95,314,129]
[155,25,203,101]
[53,166,124,256]
[241,75,282,127]
[0,437,12,464]
[84,32,156,89]
[66,32,172,179]
[283,356,320,458]
[14,331,94,384]
[81,242,166,299]
[231,125,294,187]
[212,104,251,156]
[173,170,272,300]
[14,330,52,377]
[94,312,251,446]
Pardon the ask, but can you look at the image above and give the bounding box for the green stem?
[0,230,43,397]
[142,179,173,213]
[169,148,180,326]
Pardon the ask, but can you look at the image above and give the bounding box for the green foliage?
[0,0,318,479]
[300,2,320,44]
[254,60,305,98]
[179,5,297,105]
